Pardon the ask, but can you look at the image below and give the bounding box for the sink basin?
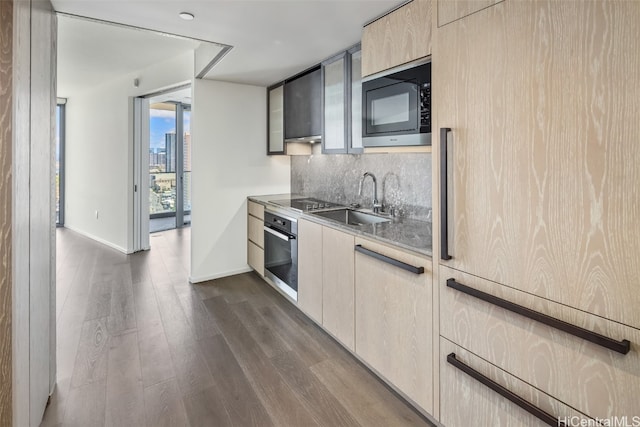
[311,208,391,226]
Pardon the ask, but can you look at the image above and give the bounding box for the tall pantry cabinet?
[433,0,640,425]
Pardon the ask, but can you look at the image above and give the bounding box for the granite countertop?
[249,194,432,257]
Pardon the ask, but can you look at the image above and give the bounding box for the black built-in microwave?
[362,62,431,147]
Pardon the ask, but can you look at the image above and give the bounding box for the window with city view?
[56,103,65,225]
[183,109,192,214]
[149,102,191,231]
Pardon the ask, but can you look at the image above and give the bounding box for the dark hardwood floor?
[42,227,433,427]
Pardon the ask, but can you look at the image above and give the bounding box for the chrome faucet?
[358,172,382,213]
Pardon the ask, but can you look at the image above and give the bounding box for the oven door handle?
[264,225,295,241]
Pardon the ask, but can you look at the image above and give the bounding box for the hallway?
[42,228,432,426]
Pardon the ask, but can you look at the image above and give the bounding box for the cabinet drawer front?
[247,240,264,277]
[441,338,588,427]
[247,215,263,248]
[247,200,264,221]
[355,237,433,413]
[440,265,640,419]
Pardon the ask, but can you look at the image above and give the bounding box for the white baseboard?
[189,266,253,284]
[62,225,131,254]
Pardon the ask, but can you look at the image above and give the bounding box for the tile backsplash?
[291,151,432,221]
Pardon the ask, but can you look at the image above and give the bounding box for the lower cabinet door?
[440,339,589,427]
[298,219,323,323]
[248,240,264,277]
[354,237,433,413]
[322,226,355,350]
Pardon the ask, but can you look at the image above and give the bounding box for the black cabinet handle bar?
[447,279,631,355]
[440,128,452,260]
[447,353,564,427]
[354,245,424,275]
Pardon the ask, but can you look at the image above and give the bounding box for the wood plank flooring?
[42,227,433,427]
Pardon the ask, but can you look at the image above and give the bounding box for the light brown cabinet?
[435,0,640,332]
[361,0,432,77]
[322,226,355,350]
[434,0,640,424]
[248,200,264,221]
[247,201,264,276]
[297,219,323,323]
[247,241,264,277]
[354,237,433,413]
[437,0,502,27]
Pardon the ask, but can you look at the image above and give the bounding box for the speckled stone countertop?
[249,194,432,257]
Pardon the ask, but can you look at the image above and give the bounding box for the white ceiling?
[57,15,203,97]
[52,0,404,88]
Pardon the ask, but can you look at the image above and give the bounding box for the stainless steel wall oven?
[263,210,298,300]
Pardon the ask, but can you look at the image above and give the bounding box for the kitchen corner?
[247,189,435,415]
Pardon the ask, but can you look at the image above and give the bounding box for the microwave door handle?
[264,226,292,241]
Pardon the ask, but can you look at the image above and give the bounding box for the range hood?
[285,135,322,144]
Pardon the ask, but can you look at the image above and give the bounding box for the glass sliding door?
[182,106,191,226]
[56,102,65,226]
[149,102,177,232]
[149,101,191,233]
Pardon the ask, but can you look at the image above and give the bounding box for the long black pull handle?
[440,128,452,260]
[355,245,424,275]
[447,279,631,355]
[447,353,564,426]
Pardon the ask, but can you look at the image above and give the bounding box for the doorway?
[148,100,192,233]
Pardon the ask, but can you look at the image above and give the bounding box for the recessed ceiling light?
[179,12,194,21]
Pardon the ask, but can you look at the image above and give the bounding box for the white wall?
[190,79,290,282]
[64,51,193,252]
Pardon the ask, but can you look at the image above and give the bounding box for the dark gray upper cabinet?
[284,67,322,141]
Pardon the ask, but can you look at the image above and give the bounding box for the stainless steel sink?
[311,208,391,226]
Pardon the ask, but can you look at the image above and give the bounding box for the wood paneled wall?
[0,0,13,424]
